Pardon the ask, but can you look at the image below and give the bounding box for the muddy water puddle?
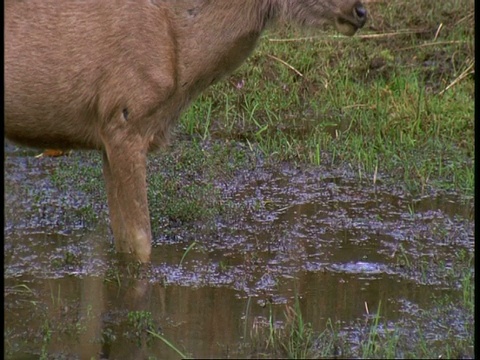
[4,147,474,359]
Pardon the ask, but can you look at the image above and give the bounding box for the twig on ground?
[268,29,430,43]
[439,60,474,95]
[266,54,304,77]
[395,40,467,52]
[454,11,474,26]
[433,23,443,41]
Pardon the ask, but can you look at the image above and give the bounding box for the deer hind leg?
[101,132,152,263]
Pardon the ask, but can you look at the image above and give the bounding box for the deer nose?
[354,3,367,25]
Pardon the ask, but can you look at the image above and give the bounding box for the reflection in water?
[4,157,474,358]
[5,274,251,359]
[3,259,458,359]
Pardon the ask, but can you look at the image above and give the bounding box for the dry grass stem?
[354,29,431,39]
[454,11,474,26]
[433,23,443,41]
[396,40,467,52]
[266,54,304,77]
[268,29,430,43]
[439,60,474,95]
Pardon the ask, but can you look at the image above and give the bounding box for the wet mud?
[4,143,474,359]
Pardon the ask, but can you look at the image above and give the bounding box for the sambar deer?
[5,0,367,263]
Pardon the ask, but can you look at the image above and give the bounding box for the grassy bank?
[178,0,474,196]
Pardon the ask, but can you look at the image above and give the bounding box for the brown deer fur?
[5,0,366,262]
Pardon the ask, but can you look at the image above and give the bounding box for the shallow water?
[4,144,474,359]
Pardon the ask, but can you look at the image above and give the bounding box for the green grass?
[177,0,474,196]
[248,294,319,359]
[146,140,250,237]
[147,330,191,359]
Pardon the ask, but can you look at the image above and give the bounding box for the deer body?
[5,0,366,262]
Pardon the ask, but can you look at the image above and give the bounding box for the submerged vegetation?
[246,248,474,359]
